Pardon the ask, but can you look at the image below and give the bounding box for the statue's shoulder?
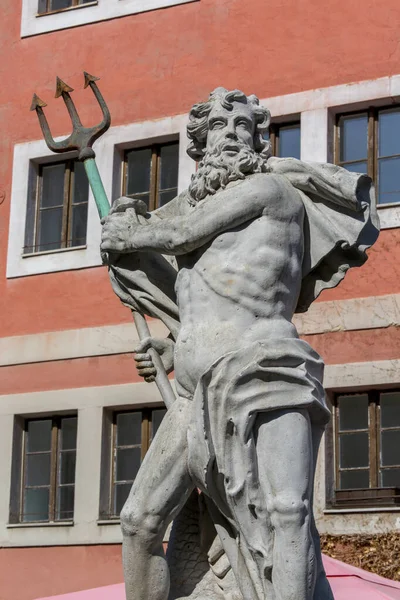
[245,172,304,211]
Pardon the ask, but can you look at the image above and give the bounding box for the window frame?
[10,414,77,525]
[37,0,94,15]
[269,121,301,158]
[328,389,400,509]
[335,105,400,207]
[122,141,179,212]
[24,158,88,255]
[100,406,166,520]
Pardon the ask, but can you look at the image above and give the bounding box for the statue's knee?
[120,501,162,544]
[268,492,309,531]
[120,503,142,537]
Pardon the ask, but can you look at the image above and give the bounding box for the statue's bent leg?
[120,398,194,600]
[255,408,315,600]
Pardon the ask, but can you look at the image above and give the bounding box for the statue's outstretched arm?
[101,173,282,255]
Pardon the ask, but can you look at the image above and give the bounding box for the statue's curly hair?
[187,87,271,161]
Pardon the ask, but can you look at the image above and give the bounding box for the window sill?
[97,518,120,525]
[324,507,400,514]
[36,2,98,17]
[7,521,74,528]
[22,245,87,259]
[377,202,400,229]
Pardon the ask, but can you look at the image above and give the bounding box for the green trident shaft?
[31,73,176,408]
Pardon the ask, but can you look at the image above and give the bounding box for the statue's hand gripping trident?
[31,73,176,409]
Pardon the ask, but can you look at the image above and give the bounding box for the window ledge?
[377,203,400,229]
[97,518,120,525]
[324,507,400,514]
[22,245,87,259]
[7,521,74,528]
[36,2,98,17]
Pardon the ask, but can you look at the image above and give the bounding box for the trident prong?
[31,72,111,160]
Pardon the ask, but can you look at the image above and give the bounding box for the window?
[267,122,301,159]
[122,142,179,211]
[24,159,89,254]
[10,416,77,523]
[38,0,93,14]
[100,407,166,518]
[336,107,400,204]
[330,390,400,508]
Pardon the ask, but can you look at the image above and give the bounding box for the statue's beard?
[188,140,268,204]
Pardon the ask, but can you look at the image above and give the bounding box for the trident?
[31,73,176,408]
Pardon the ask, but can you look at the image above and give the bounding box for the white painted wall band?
[0,295,398,367]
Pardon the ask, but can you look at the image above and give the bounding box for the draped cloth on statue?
[186,337,328,600]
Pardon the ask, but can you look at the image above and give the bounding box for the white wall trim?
[0,361,399,547]
[0,320,169,366]
[21,0,198,37]
[1,294,398,367]
[293,293,400,336]
[0,382,163,547]
[324,359,400,390]
[8,73,400,280]
[7,113,194,279]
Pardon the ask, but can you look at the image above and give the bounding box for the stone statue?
[100,88,379,600]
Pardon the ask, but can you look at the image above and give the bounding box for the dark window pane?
[158,189,177,207]
[339,432,369,468]
[59,452,76,485]
[379,110,400,157]
[343,161,368,175]
[116,447,141,482]
[72,161,89,205]
[338,394,368,431]
[37,207,63,251]
[23,488,49,522]
[340,469,369,490]
[340,115,368,162]
[378,157,400,204]
[27,420,52,452]
[151,409,166,441]
[71,203,88,247]
[114,483,132,516]
[380,468,400,488]
[50,0,72,9]
[126,148,152,196]
[57,486,74,520]
[26,453,51,486]
[381,392,400,428]
[381,430,400,467]
[116,412,142,447]
[279,126,301,159]
[38,0,47,14]
[160,144,179,190]
[61,417,77,450]
[41,164,65,208]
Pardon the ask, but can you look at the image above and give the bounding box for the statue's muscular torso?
[173,176,305,397]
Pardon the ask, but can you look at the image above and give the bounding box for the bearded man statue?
[101,87,379,600]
